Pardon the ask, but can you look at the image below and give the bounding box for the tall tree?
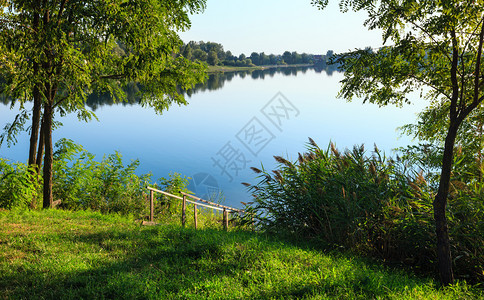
[250,52,260,65]
[0,0,206,208]
[207,50,218,66]
[301,53,312,64]
[313,0,484,285]
[259,52,269,65]
[269,54,278,65]
[192,48,208,61]
[182,44,193,61]
[282,51,292,64]
[291,51,301,64]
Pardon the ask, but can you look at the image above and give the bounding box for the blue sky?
[179,0,384,56]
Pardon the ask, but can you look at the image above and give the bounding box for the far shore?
[207,64,314,73]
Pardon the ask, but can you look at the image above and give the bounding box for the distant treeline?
[180,41,335,68]
[183,66,338,96]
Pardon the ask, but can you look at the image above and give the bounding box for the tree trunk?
[28,97,42,209]
[29,114,44,209]
[36,116,45,172]
[42,102,53,209]
[29,6,41,169]
[28,85,41,169]
[433,122,458,286]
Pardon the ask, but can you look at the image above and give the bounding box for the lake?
[0,67,425,208]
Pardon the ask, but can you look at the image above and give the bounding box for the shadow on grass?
[2,226,254,298]
[0,224,468,299]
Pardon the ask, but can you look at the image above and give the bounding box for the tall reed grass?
[244,139,483,282]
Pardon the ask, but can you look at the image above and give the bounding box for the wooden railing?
[146,186,245,230]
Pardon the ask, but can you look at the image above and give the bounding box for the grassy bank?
[0,209,481,299]
[207,64,313,73]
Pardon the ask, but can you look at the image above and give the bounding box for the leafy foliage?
[0,159,41,209]
[0,0,208,208]
[400,106,484,184]
[0,139,194,219]
[52,139,151,216]
[152,172,192,217]
[0,0,208,111]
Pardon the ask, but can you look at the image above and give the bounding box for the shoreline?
[207,64,313,73]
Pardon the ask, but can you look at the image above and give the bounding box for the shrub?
[52,138,151,216]
[448,181,484,282]
[1,140,224,229]
[0,159,41,209]
[245,139,483,282]
[152,172,192,217]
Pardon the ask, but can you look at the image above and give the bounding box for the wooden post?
[182,194,186,227]
[223,208,228,231]
[194,204,198,229]
[149,190,154,222]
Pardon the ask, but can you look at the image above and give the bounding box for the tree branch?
[462,18,484,55]
[53,94,70,108]
[450,28,459,120]
[459,16,484,122]
[405,18,454,67]
[473,18,484,102]
[98,74,126,80]
[456,19,484,113]
[407,74,452,101]
[57,0,68,26]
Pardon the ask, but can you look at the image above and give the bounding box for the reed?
[244,138,483,282]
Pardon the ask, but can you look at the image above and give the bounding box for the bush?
[448,181,484,282]
[52,139,151,216]
[0,159,41,209]
[151,172,192,217]
[245,139,483,282]
[1,140,228,230]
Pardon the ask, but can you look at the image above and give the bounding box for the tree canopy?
[0,0,207,208]
[0,0,207,112]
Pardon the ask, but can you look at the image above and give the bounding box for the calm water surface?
[0,68,425,207]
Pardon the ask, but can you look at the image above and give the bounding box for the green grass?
[0,209,481,299]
